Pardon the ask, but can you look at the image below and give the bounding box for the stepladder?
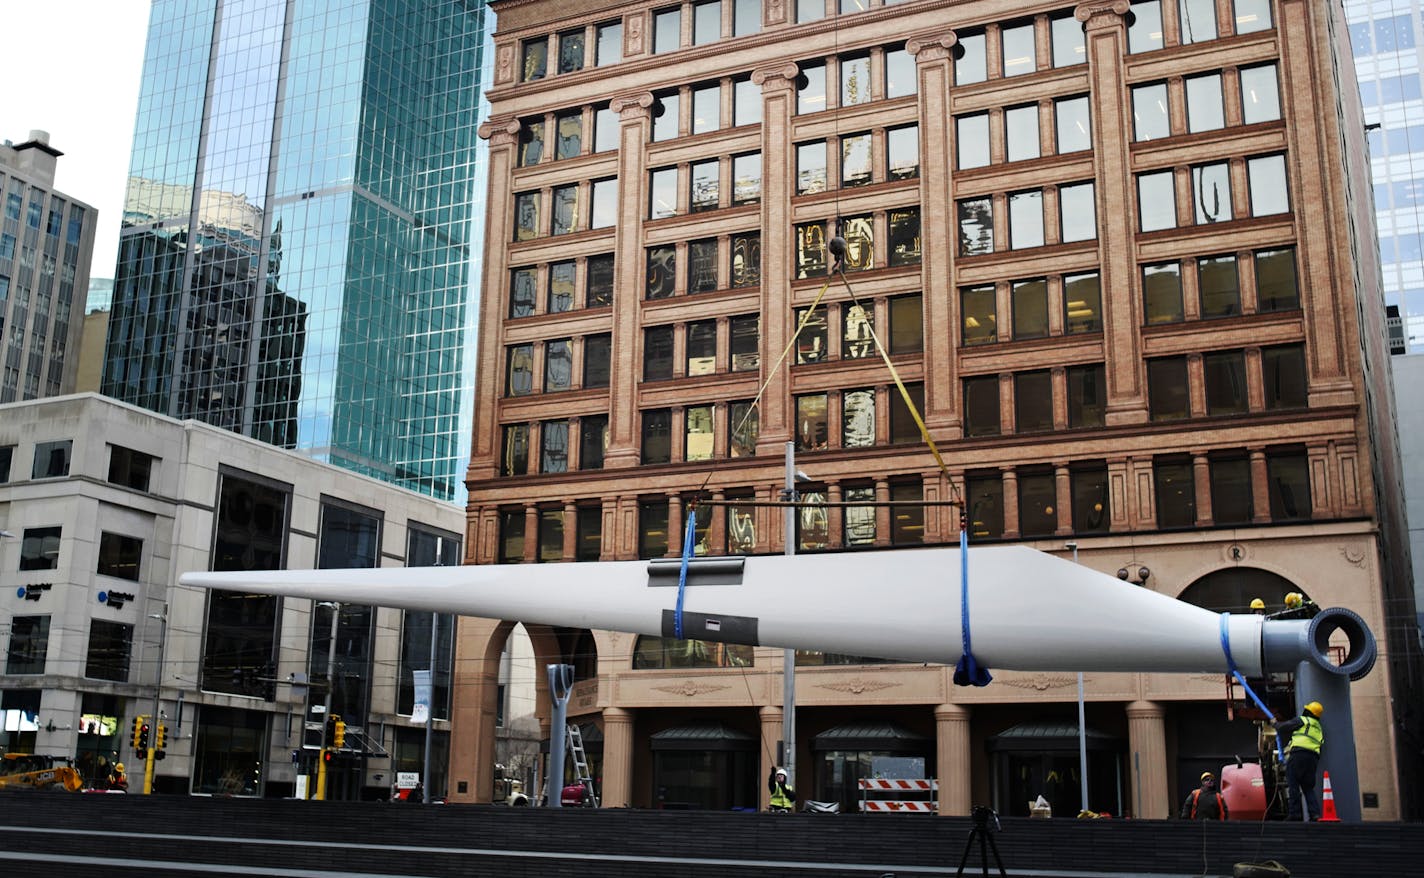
[565,724,598,807]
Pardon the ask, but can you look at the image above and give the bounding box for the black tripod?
[956,806,1007,877]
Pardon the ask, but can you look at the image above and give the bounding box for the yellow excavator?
[0,753,85,792]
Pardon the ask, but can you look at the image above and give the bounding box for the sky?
[1,1,151,281]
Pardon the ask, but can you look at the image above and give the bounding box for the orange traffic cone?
[1319,771,1340,822]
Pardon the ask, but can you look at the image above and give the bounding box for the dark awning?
[987,720,1120,752]
[811,721,930,752]
[649,721,756,752]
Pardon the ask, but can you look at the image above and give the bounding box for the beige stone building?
[453,0,1419,820]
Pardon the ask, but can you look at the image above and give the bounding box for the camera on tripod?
[959,806,1006,877]
[971,805,1000,832]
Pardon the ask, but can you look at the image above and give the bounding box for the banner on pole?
[411,669,431,724]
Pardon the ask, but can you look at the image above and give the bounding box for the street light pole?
[782,442,797,789]
[143,605,168,795]
[1067,542,1089,814]
[315,601,339,801]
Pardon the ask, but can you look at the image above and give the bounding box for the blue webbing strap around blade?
[953,526,992,687]
[1219,613,1285,763]
[673,508,697,640]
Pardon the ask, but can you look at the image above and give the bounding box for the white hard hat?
[775,767,787,777]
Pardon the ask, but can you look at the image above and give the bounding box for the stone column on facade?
[600,707,634,808]
[522,504,539,563]
[469,117,522,480]
[562,500,578,561]
[1307,443,1331,518]
[753,62,801,452]
[1077,2,1147,425]
[1276,0,1353,405]
[1054,463,1073,536]
[1001,468,1021,539]
[605,92,656,469]
[1108,457,1133,531]
[1191,452,1214,525]
[1244,347,1265,411]
[1186,353,1205,417]
[1249,449,1271,522]
[935,703,972,817]
[708,489,726,551]
[449,617,505,803]
[759,705,784,811]
[907,32,962,438]
[1125,700,1169,819]
[875,479,892,547]
[826,481,844,549]
[667,492,683,558]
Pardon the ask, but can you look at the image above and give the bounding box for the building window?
[0,446,13,483]
[889,294,922,353]
[693,1,721,45]
[650,168,677,220]
[692,82,721,134]
[85,619,133,682]
[796,306,828,363]
[879,46,913,98]
[597,21,623,65]
[1234,0,1272,33]
[1267,448,1310,521]
[1263,344,1307,409]
[1017,470,1057,537]
[795,393,828,451]
[690,160,720,212]
[1240,64,1280,123]
[108,446,154,491]
[966,472,1004,538]
[958,197,994,255]
[1133,83,1170,140]
[1154,457,1196,528]
[887,125,919,180]
[1014,370,1053,433]
[798,63,826,114]
[843,485,876,546]
[797,141,828,194]
[502,424,529,476]
[687,320,717,376]
[555,111,582,159]
[1012,278,1048,339]
[1066,364,1106,428]
[1192,162,1232,223]
[1185,73,1224,132]
[1255,248,1299,312]
[1198,254,1240,317]
[509,268,536,317]
[498,509,524,563]
[1052,14,1085,66]
[797,0,823,23]
[963,375,1001,437]
[644,326,675,381]
[734,0,761,35]
[890,481,924,545]
[1005,105,1040,162]
[1064,271,1102,333]
[1001,21,1035,77]
[654,7,681,54]
[548,262,575,313]
[731,232,761,287]
[1137,170,1176,231]
[957,113,990,169]
[840,214,874,271]
[32,439,72,478]
[642,410,673,464]
[506,344,533,396]
[689,238,719,292]
[843,303,873,358]
[1071,463,1109,533]
[576,506,603,560]
[1059,182,1096,242]
[584,334,612,387]
[1128,1,1164,53]
[587,255,614,307]
[843,388,876,447]
[686,405,715,461]
[1008,190,1044,248]
[1203,350,1248,415]
[20,526,61,571]
[1055,96,1091,153]
[519,119,544,166]
[1179,0,1218,43]
[514,191,540,240]
[653,91,679,141]
[541,421,569,473]
[1143,262,1183,324]
[1148,357,1190,420]
[647,245,676,299]
[97,532,143,581]
[796,221,828,277]
[1248,154,1289,216]
[729,401,760,457]
[580,415,609,470]
[841,132,872,187]
[638,498,670,559]
[871,379,918,444]
[594,105,619,151]
[537,507,564,561]
[961,285,997,345]
[955,31,986,84]
[730,315,760,371]
[842,55,871,106]
[591,178,617,228]
[734,78,762,126]
[521,38,548,81]
[545,339,572,392]
[6,616,50,674]
[733,153,762,203]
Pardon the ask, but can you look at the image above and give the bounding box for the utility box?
[1220,762,1268,821]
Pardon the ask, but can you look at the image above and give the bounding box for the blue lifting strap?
[673,508,697,640]
[953,527,992,687]
[1219,613,1285,763]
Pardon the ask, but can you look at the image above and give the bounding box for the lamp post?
[144,605,168,795]
[315,601,340,801]
[1066,542,1089,815]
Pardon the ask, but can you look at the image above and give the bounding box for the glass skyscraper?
[1347,2,1423,354]
[103,0,488,499]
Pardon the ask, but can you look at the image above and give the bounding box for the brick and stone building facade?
[453,0,1418,820]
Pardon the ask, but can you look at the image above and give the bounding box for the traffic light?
[131,715,148,749]
[155,723,167,752]
[332,717,346,749]
[322,750,334,763]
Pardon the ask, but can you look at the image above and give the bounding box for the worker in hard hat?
[1179,771,1228,820]
[110,762,129,792]
[1270,592,1318,621]
[1249,598,1266,614]
[1275,701,1324,821]
[767,766,797,813]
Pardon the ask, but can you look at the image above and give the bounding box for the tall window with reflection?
[687,320,717,376]
[1064,271,1102,333]
[961,285,997,345]
[1210,452,1252,524]
[958,197,994,255]
[1066,364,1106,427]
[1128,1,1164,53]
[1198,254,1240,317]
[966,472,1004,538]
[1143,261,1184,324]
[796,393,828,450]
[1154,457,1197,528]
[641,409,672,464]
[509,268,536,317]
[1203,350,1248,415]
[841,132,872,187]
[889,382,924,443]
[843,303,874,358]
[1267,447,1311,521]
[506,344,533,396]
[732,232,761,287]
[646,245,675,299]
[888,126,919,180]
[310,501,381,725]
[689,239,718,293]
[729,401,760,457]
[548,262,574,313]
[580,415,609,470]
[538,508,563,562]
[731,314,760,371]
[1059,183,1096,243]
[844,485,876,546]
[889,294,922,353]
[541,420,570,472]
[1071,463,1109,533]
[963,375,1001,437]
[843,388,876,447]
[1055,96,1091,152]
[638,497,670,558]
[685,405,714,461]
[643,326,674,381]
[1052,14,1085,66]
[584,334,611,388]
[399,527,459,720]
[502,424,529,476]
[1018,470,1057,536]
[1014,370,1053,433]
[587,254,614,307]
[1148,357,1190,420]
[955,31,986,84]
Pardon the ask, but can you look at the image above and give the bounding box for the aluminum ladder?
[566,724,599,807]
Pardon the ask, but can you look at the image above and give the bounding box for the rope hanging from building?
[673,506,698,640]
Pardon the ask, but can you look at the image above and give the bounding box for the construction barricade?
[858,777,938,813]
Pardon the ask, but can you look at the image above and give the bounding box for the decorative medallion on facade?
[653,680,731,697]
[817,678,899,696]
[1001,673,1079,692]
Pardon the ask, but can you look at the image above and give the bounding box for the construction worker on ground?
[1180,771,1229,820]
[110,762,129,792]
[1276,701,1324,821]
[768,766,797,813]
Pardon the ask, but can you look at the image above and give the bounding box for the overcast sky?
[1,1,151,280]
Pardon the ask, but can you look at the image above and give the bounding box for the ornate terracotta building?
[453,0,1419,820]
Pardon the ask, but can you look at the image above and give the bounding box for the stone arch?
[1175,566,1311,613]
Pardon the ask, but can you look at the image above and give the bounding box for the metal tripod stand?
[956,806,1007,877]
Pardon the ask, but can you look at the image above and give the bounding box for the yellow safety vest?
[1290,715,1323,754]
[770,782,795,809]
